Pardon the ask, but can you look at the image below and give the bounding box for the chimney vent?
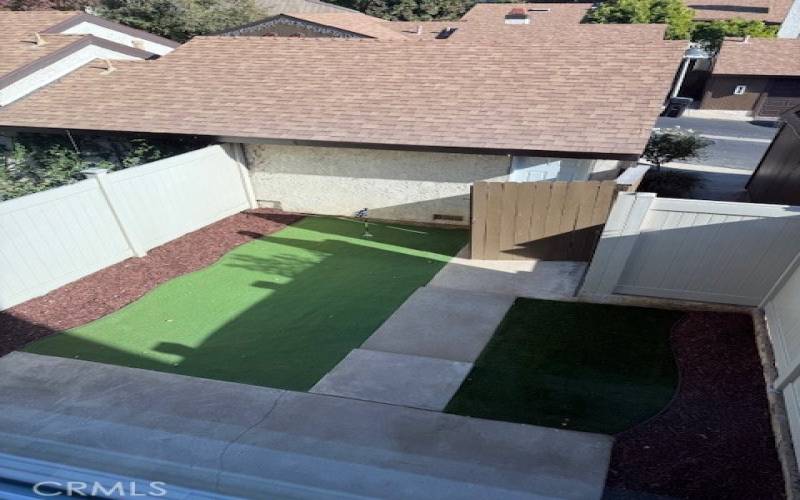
[504,7,530,24]
[435,26,457,39]
[131,39,145,50]
[416,25,422,35]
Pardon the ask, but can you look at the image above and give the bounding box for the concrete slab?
[310,348,471,411]
[0,352,613,499]
[430,247,586,300]
[362,286,515,362]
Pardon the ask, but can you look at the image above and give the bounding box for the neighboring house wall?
[701,75,769,113]
[246,143,511,224]
[508,157,628,182]
[60,21,175,55]
[748,114,800,204]
[702,75,800,117]
[778,0,800,37]
[0,45,140,106]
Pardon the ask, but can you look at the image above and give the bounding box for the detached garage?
[701,38,800,118]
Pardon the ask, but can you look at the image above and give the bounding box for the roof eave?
[0,35,156,91]
[41,12,180,48]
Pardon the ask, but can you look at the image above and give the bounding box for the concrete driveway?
[655,116,777,171]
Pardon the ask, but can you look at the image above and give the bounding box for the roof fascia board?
[0,35,154,90]
[41,12,180,48]
[0,126,639,160]
[216,136,640,161]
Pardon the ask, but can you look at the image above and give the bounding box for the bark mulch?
[0,209,302,357]
[605,311,785,500]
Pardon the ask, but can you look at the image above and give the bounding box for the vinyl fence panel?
[101,145,252,252]
[0,179,134,310]
[764,255,800,466]
[0,144,255,310]
[581,193,800,306]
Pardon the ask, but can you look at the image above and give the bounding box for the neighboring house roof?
[254,0,359,15]
[0,10,179,106]
[222,3,662,42]
[687,0,794,23]
[713,38,800,76]
[0,36,686,159]
[460,2,591,24]
[224,12,409,39]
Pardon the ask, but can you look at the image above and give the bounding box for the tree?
[94,0,265,42]
[643,127,712,170]
[330,0,471,21]
[586,0,695,39]
[691,19,778,52]
[5,0,95,9]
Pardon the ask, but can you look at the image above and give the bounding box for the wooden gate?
[470,180,618,261]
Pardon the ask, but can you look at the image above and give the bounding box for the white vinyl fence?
[764,259,800,466]
[580,192,800,306]
[0,144,256,310]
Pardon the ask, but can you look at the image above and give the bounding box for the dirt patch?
[0,209,302,357]
[606,311,785,499]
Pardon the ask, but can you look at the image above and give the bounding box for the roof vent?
[101,59,117,75]
[33,32,47,46]
[435,27,457,39]
[416,25,423,35]
[131,39,145,50]
[504,7,530,24]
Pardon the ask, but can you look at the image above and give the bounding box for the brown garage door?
[759,79,800,117]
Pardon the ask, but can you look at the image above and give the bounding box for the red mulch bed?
[605,311,785,499]
[0,209,302,357]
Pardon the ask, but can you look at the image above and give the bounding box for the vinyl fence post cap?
[80,167,109,178]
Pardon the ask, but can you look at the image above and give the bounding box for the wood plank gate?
[470,180,619,261]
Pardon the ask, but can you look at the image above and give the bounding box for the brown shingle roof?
[0,36,685,158]
[0,11,82,77]
[714,38,800,76]
[687,0,794,22]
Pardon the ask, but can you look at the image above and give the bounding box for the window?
[734,85,747,95]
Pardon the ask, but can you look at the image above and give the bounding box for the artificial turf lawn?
[445,298,683,434]
[24,216,467,390]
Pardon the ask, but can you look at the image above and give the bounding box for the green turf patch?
[24,217,467,390]
[445,299,682,434]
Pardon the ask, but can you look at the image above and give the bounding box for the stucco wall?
[589,159,628,181]
[246,144,511,224]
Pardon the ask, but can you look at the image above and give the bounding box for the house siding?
[246,144,511,225]
[700,75,770,113]
[748,118,800,204]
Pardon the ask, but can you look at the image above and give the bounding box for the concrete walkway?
[0,352,613,499]
[311,286,515,410]
[312,249,586,412]
[429,247,587,300]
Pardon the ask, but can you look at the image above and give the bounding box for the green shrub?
[692,19,778,52]
[644,127,713,170]
[639,169,705,198]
